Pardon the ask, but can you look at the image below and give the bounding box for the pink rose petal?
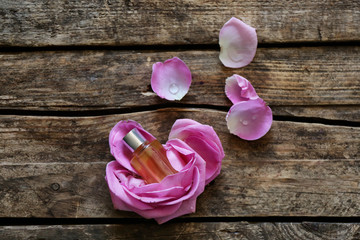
[169,119,224,185]
[226,98,272,140]
[155,198,197,224]
[225,74,259,104]
[151,57,192,100]
[219,17,258,68]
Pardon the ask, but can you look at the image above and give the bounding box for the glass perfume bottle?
[123,128,178,184]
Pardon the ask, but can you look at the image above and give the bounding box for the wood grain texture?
[1,46,359,121]
[0,0,359,47]
[1,109,359,218]
[1,222,360,240]
[271,105,360,123]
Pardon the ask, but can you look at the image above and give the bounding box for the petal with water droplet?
[226,98,272,140]
[219,17,258,68]
[151,57,192,101]
[225,74,259,104]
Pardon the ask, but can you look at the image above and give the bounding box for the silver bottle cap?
[123,128,147,151]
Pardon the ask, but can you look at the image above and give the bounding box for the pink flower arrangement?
[106,17,273,223]
[106,119,224,224]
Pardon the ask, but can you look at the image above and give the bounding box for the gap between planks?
[0,41,359,53]
[0,106,358,128]
[1,221,360,240]
[1,217,360,226]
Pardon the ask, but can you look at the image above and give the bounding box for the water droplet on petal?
[252,115,257,120]
[169,83,179,95]
[242,120,248,126]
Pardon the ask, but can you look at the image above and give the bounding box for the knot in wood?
[50,183,60,191]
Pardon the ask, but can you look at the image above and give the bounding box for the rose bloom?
[106,119,224,224]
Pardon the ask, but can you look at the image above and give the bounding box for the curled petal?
[219,17,258,68]
[225,74,258,104]
[226,98,272,140]
[169,119,224,185]
[151,57,192,100]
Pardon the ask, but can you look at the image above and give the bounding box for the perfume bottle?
[123,128,178,184]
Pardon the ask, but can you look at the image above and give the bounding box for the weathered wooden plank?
[1,222,360,240]
[2,159,360,218]
[1,109,358,165]
[0,109,359,218]
[0,0,359,47]
[1,46,359,121]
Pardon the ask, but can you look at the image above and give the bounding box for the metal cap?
[123,128,147,151]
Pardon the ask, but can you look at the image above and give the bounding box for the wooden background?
[0,0,359,239]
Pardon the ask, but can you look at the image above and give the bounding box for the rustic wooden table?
[1,1,359,239]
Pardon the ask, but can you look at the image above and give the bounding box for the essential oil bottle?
[123,128,178,184]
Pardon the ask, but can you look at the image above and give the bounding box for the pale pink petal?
[226,98,272,140]
[225,74,259,104]
[219,17,258,68]
[151,57,192,100]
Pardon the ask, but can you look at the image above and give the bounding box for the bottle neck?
[123,128,147,152]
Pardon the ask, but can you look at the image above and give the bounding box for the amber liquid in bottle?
[123,129,177,184]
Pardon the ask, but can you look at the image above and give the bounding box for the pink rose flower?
[106,119,224,224]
